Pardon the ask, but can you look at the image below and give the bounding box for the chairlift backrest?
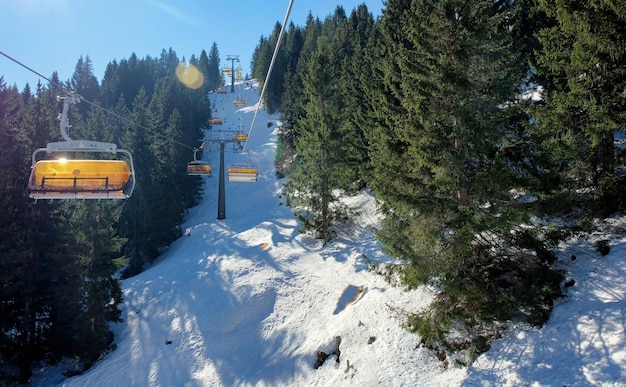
[227,163,257,183]
[187,161,212,176]
[28,145,136,200]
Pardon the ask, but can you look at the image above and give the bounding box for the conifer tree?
[119,87,154,275]
[277,14,322,175]
[251,36,271,82]
[264,22,289,113]
[101,60,121,108]
[341,4,376,184]
[47,199,123,372]
[367,0,563,337]
[284,22,304,72]
[534,0,626,213]
[144,82,184,248]
[71,55,100,109]
[206,43,223,90]
[0,79,38,383]
[285,9,365,241]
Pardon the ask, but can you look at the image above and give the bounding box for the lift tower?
[204,128,252,220]
[226,55,240,93]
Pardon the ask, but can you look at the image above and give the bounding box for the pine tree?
[285,9,366,241]
[0,79,38,383]
[251,36,271,82]
[366,1,565,340]
[119,87,154,275]
[277,14,322,176]
[206,43,223,91]
[534,0,626,213]
[46,199,124,372]
[71,55,100,109]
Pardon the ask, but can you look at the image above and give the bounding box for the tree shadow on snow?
[462,240,626,386]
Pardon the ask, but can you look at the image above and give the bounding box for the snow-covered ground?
[465,218,626,387]
[30,80,625,386]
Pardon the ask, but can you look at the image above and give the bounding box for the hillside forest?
[0,0,625,383]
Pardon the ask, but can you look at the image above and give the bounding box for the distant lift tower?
[226,55,240,93]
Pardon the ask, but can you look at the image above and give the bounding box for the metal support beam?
[207,129,245,220]
[217,141,226,220]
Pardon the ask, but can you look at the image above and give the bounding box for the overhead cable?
[241,0,295,153]
[0,50,195,150]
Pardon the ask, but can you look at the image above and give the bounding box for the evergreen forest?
[252,0,626,359]
[1,0,625,383]
[0,45,222,382]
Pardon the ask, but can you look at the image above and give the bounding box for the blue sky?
[0,0,383,90]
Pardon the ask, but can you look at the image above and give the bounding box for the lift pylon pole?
[226,55,239,93]
[207,129,247,220]
[217,141,226,220]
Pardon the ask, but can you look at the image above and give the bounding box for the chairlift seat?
[27,94,136,200]
[28,159,133,199]
[187,161,212,176]
[209,118,223,125]
[228,164,257,182]
[234,99,245,106]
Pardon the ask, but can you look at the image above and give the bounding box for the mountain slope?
[34,80,464,386]
[31,80,626,387]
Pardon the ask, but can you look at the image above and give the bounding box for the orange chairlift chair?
[27,93,136,200]
[187,146,212,176]
[227,133,257,182]
[227,163,258,182]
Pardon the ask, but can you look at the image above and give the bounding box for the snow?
[465,221,626,386]
[30,80,626,386]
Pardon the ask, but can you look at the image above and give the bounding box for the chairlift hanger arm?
[58,92,83,141]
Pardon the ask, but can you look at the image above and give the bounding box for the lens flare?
[176,62,204,89]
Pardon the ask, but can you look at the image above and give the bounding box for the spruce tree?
[251,36,271,82]
[206,43,223,91]
[119,87,154,275]
[369,0,562,341]
[285,9,365,241]
[534,0,626,213]
[0,79,37,383]
[277,14,322,176]
[264,22,289,113]
[71,55,100,110]
[46,199,123,372]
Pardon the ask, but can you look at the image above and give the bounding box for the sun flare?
[176,63,204,90]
